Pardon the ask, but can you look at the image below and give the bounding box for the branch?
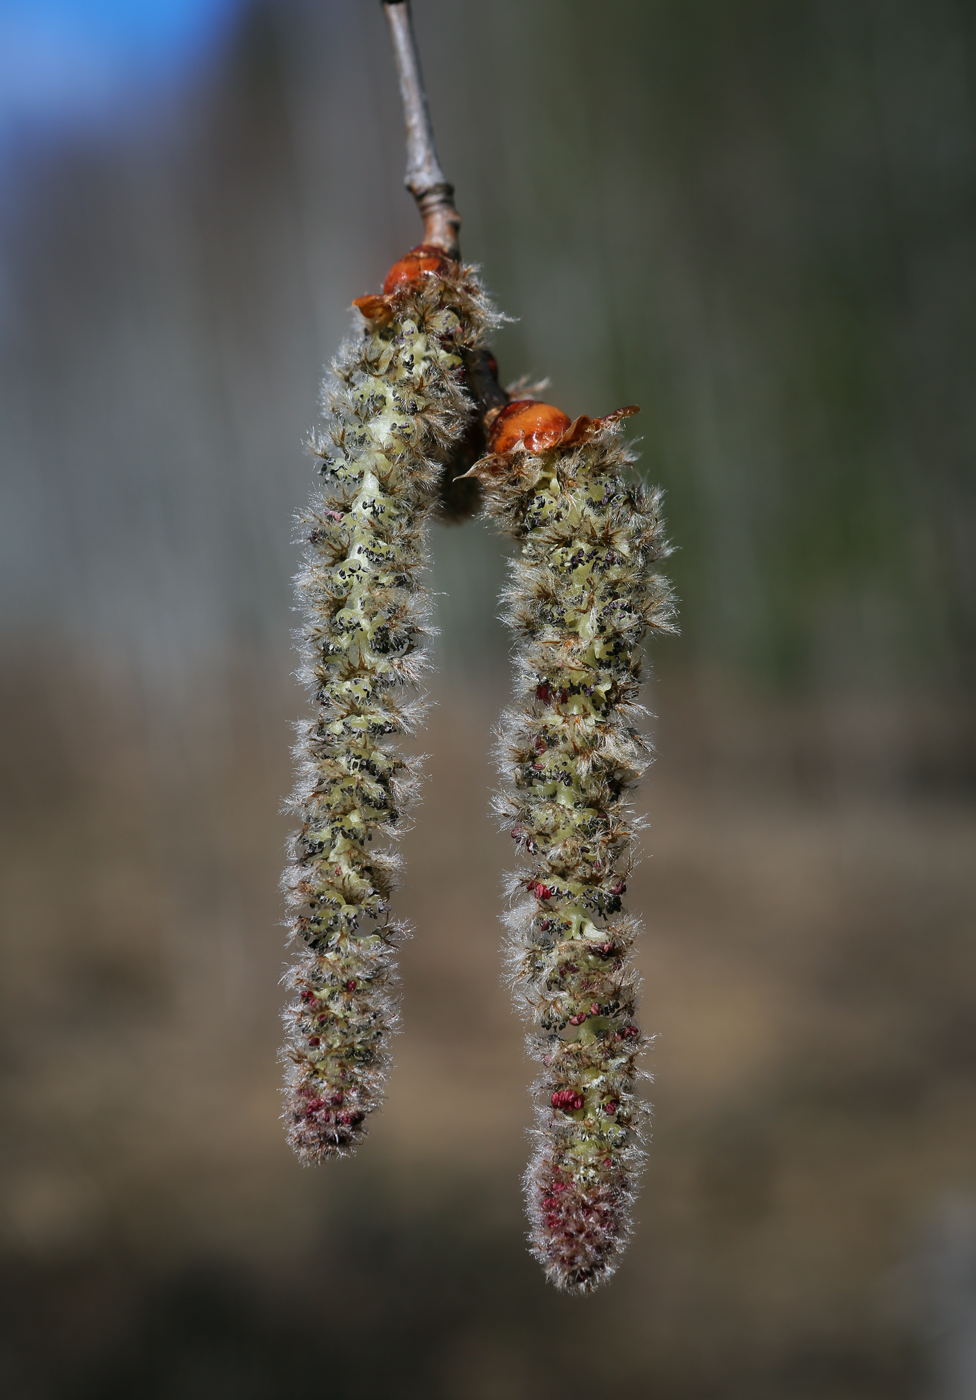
[382,1,461,257]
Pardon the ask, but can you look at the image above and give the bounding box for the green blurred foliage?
[0,0,972,709]
[420,0,976,696]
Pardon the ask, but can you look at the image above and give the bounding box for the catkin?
[282,256,498,1161]
[471,404,676,1290]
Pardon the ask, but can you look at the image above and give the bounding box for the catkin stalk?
[282,259,498,1161]
[471,403,676,1289]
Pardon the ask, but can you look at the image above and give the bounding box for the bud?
[382,243,453,294]
[488,400,572,455]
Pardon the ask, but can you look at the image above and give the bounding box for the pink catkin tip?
[531,1162,628,1290]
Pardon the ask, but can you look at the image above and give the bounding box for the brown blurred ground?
[1,657,973,1399]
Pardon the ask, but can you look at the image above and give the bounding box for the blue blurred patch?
[0,0,245,132]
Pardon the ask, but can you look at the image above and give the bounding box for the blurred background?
[0,1,974,1395]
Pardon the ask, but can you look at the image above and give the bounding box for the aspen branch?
[382,0,506,522]
[382,1,461,257]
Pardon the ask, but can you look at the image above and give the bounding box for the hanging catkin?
[282,248,499,1161]
[469,399,677,1290]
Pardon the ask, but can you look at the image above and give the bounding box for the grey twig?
[382,1,461,256]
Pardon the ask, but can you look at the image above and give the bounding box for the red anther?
[534,735,547,752]
[382,244,452,294]
[536,682,552,704]
[529,880,553,900]
[611,879,627,896]
[603,1157,613,1168]
[590,1003,600,1015]
[300,989,314,1004]
[303,1097,329,1114]
[568,1011,588,1026]
[619,1024,640,1040]
[603,1101,618,1116]
[330,1092,344,1107]
[345,979,357,992]
[511,825,525,842]
[489,400,572,455]
[307,1036,320,1047]
[551,1089,584,1112]
[599,942,615,956]
[337,1109,365,1128]
[324,509,344,522]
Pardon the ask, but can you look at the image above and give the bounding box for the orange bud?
[489,400,572,455]
[351,293,393,325]
[382,244,452,294]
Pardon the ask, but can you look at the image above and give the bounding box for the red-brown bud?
[489,400,572,455]
[382,244,452,294]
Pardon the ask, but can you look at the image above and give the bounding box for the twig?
[382,0,506,520]
[382,1,461,256]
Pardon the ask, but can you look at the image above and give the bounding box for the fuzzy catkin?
[282,259,498,1161]
[473,409,676,1290]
